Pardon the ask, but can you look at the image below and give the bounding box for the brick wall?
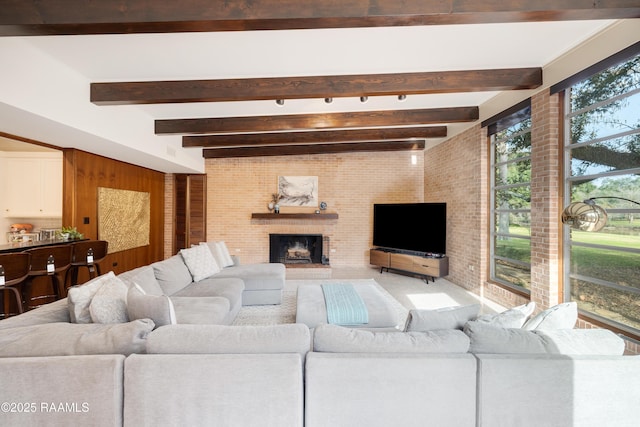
[202,151,424,266]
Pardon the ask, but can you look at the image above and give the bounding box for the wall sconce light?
[561,196,640,232]
[324,97,333,104]
[276,99,285,106]
[398,94,407,101]
[360,96,368,103]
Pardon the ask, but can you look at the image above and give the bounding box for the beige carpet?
[232,278,408,326]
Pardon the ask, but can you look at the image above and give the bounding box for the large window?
[489,105,532,292]
[563,49,640,335]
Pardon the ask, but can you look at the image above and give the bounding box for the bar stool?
[0,252,31,318]
[23,245,73,310]
[66,240,109,288]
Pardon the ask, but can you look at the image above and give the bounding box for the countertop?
[0,238,85,254]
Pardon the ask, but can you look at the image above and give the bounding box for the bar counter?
[0,238,85,254]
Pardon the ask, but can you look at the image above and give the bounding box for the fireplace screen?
[269,234,323,264]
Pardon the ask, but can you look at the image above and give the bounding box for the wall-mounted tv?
[373,203,446,256]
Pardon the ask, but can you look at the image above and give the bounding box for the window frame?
[488,107,533,295]
[561,48,640,339]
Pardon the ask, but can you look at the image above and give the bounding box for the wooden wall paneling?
[173,174,207,253]
[62,149,165,278]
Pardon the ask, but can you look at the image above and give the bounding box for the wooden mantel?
[251,213,338,220]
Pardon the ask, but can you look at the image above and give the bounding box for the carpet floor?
[232,278,409,327]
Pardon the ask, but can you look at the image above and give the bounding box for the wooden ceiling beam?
[91,68,541,105]
[1,1,638,36]
[203,140,426,159]
[183,126,446,147]
[156,107,477,135]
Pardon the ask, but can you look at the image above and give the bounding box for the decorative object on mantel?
[278,176,318,207]
[268,193,282,214]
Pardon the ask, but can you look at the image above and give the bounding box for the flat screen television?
[373,203,446,256]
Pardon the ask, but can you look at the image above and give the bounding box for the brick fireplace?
[269,234,324,265]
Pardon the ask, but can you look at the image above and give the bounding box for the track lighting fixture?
[324,97,333,104]
[276,99,284,106]
[360,96,368,103]
[398,94,407,101]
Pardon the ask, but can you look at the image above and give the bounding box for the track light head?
[324,97,333,104]
[276,99,285,106]
[360,96,368,103]
[398,94,407,101]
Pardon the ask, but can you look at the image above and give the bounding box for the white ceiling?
[0,19,630,172]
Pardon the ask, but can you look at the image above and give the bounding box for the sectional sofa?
[0,243,638,427]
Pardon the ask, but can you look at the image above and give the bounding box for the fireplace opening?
[270,234,324,265]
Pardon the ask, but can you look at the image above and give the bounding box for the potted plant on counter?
[58,226,84,241]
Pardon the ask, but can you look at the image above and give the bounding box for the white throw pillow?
[180,244,220,282]
[127,283,176,327]
[404,304,481,331]
[67,271,119,324]
[522,302,577,330]
[475,302,536,328]
[89,276,130,324]
[215,241,235,268]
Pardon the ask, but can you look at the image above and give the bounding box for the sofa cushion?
[147,324,310,358]
[67,271,123,323]
[151,255,193,295]
[89,276,129,324]
[170,296,231,325]
[0,319,154,357]
[127,284,176,327]
[314,324,471,353]
[0,298,70,331]
[118,266,163,296]
[180,244,220,282]
[522,302,577,330]
[464,321,625,355]
[404,304,480,331]
[172,277,244,312]
[475,302,536,328]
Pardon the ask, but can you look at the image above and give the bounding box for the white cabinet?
[2,152,63,218]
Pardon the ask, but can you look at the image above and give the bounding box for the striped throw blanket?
[321,283,369,325]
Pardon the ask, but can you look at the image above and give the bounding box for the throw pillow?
[89,276,130,324]
[67,271,119,323]
[404,304,481,331]
[474,302,536,328]
[127,283,176,327]
[522,302,577,330]
[216,241,235,268]
[0,319,155,357]
[314,324,470,353]
[201,242,230,269]
[180,244,220,282]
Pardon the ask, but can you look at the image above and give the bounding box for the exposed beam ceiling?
[203,140,426,158]
[183,126,447,148]
[156,107,478,135]
[0,2,633,162]
[91,68,542,105]
[1,1,638,36]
